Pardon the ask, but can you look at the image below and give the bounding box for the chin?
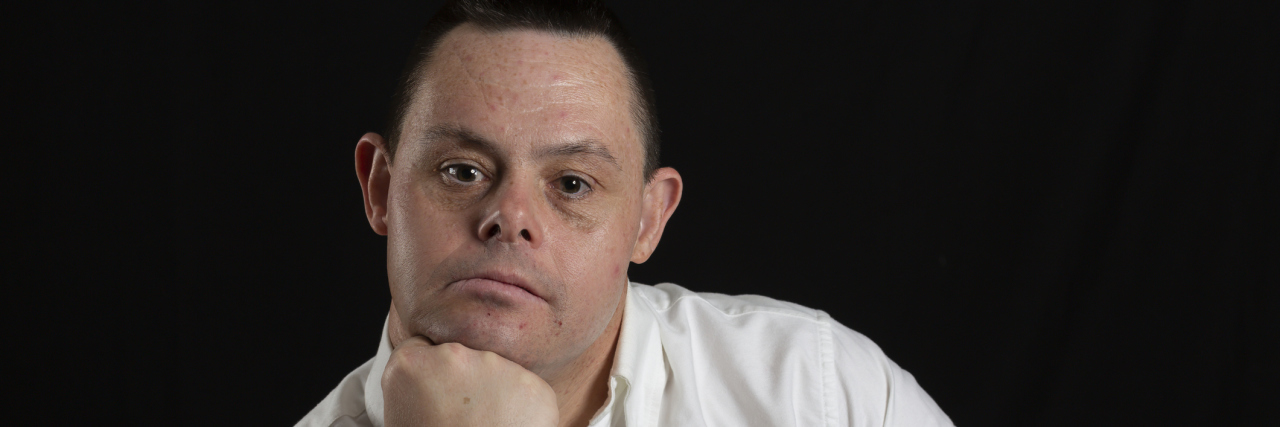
[419,309,551,367]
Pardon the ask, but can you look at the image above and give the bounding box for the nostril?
[488,224,501,238]
[520,229,532,241]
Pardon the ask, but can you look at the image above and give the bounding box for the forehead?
[404,24,640,168]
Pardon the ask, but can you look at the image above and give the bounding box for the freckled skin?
[359,23,683,426]
[386,25,648,383]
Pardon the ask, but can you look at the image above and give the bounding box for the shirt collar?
[593,281,667,426]
[363,281,667,427]
[364,316,392,427]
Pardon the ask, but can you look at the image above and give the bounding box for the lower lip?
[452,278,544,304]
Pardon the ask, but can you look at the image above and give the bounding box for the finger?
[397,335,434,350]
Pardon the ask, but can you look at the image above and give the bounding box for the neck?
[548,294,624,427]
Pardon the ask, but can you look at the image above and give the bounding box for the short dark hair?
[383,0,660,178]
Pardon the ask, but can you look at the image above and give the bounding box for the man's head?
[354,0,682,381]
[384,0,661,179]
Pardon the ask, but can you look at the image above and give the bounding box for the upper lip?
[466,270,544,300]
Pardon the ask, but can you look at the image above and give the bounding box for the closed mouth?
[459,271,544,301]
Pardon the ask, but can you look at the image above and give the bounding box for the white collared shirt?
[297,282,954,427]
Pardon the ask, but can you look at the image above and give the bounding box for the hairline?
[388,24,657,181]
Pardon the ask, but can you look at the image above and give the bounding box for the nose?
[476,180,543,248]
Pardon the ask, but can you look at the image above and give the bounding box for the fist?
[381,337,559,427]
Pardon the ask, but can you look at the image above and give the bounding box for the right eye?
[444,164,485,183]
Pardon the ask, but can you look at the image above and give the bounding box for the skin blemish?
[463,397,470,404]
[386,26,649,382]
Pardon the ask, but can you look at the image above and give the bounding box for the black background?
[11,0,1278,425]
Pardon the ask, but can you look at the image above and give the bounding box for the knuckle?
[437,343,462,357]
[434,342,472,366]
[438,342,465,354]
[386,348,411,369]
[518,370,548,390]
[401,337,430,350]
[381,357,407,388]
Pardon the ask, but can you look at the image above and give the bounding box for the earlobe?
[631,167,683,264]
[355,132,392,236]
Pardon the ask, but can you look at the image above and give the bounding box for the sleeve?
[821,311,955,427]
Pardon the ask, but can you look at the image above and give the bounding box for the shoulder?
[631,281,825,320]
[628,282,953,427]
[630,281,890,369]
[628,282,857,356]
[295,357,375,427]
[630,282,843,371]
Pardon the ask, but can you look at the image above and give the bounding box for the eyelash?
[440,163,487,185]
[551,173,593,199]
[438,162,595,199]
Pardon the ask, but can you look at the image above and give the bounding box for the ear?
[631,167,683,263]
[355,132,392,236]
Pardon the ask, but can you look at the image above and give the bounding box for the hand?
[381,337,560,427]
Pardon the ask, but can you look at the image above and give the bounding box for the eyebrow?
[421,125,496,155]
[420,125,621,170]
[536,140,620,170]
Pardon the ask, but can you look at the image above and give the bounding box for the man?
[299,1,953,426]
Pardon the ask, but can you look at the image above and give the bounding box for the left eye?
[556,176,589,195]
[445,164,484,183]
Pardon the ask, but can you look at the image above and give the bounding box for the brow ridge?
[419,125,621,170]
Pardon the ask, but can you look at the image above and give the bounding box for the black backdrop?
[12,0,1277,425]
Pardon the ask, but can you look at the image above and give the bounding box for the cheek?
[386,181,469,293]
[550,228,629,329]
[554,212,639,290]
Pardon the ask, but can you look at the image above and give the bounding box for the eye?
[444,164,485,183]
[555,175,591,196]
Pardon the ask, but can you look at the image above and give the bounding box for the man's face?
[382,25,647,374]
